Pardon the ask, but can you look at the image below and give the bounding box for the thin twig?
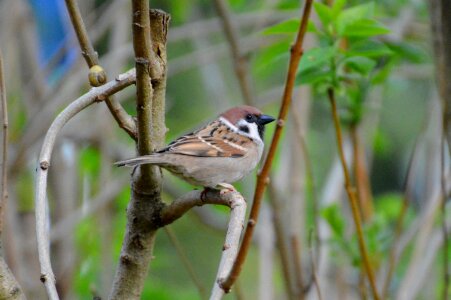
[159,189,247,300]
[213,0,254,105]
[34,69,136,300]
[327,88,380,300]
[0,51,7,238]
[382,136,420,298]
[220,0,314,292]
[164,227,208,300]
[350,124,374,222]
[308,231,323,300]
[292,109,321,261]
[291,236,305,300]
[64,0,137,139]
[440,114,449,300]
[267,183,297,299]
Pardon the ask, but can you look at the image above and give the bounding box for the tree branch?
[327,88,380,300]
[213,0,254,105]
[0,48,26,300]
[65,0,137,139]
[219,0,313,292]
[34,69,135,300]
[0,47,8,244]
[108,7,170,300]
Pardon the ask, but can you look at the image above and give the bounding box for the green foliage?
[79,146,101,177]
[321,195,404,270]
[262,0,397,127]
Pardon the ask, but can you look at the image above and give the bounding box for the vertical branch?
[350,125,374,221]
[0,49,26,300]
[429,0,451,155]
[0,49,7,240]
[382,136,419,298]
[64,0,137,139]
[327,88,380,300]
[440,119,449,300]
[220,0,313,291]
[108,7,170,300]
[428,2,451,294]
[267,183,297,299]
[308,232,323,300]
[213,0,254,105]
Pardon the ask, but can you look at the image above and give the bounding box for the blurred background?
[0,0,449,299]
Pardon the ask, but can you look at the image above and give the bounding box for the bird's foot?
[216,183,237,196]
[200,187,211,203]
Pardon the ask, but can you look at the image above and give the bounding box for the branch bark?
[428,2,451,297]
[327,88,380,300]
[34,69,136,300]
[65,0,137,139]
[108,7,170,300]
[219,0,313,292]
[0,48,26,300]
[160,190,246,300]
[213,0,254,105]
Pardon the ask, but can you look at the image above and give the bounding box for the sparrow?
[115,105,275,190]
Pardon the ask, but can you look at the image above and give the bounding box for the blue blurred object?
[28,0,77,84]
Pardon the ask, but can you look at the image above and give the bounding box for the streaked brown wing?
[158,120,252,158]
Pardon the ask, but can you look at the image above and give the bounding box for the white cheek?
[236,120,262,142]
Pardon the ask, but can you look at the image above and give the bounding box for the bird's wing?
[158,121,253,158]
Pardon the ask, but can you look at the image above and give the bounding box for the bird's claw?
[217,183,237,195]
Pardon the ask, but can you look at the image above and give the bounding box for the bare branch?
[0,47,8,240]
[160,189,246,299]
[65,0,137,139]
[0,48,26,300]
[213,0,254,105]
[34,69,135,300]
[109,8,169,300]
[327,88,380,300]
[220,0,314,291]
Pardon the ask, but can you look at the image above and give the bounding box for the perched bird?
[116,106,275,190]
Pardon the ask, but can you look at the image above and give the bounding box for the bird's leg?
[200,187,212,203]
[216,183,237,195]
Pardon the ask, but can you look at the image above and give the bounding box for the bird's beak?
[258,114,276,125]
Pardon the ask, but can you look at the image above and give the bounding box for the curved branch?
[35,69,135,300]
[160,189,246,300]
[65,0,137,139]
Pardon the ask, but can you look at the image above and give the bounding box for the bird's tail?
[114,155,163,167]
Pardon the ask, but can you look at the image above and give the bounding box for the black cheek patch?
[239,125,250,133]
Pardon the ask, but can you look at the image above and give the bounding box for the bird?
[115,105,275,191]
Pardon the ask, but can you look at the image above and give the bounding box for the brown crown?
[220,105,263,124]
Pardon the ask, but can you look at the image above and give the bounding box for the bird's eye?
[245,114,253,121]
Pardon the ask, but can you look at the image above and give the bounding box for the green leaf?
[299,46,335,72]
[307,20,319,33]
[313,2,333,27]
[348,40,393,58]
[263,19,299,35]
[321,203,345,237]
[79,147,101,176]
[342,19,390,37]
[342,56,377,75]
[254,41,290,71]
[298,68,332,85]
[336,2,374,35]
[332,0,347,16]
[386,42,428,63]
